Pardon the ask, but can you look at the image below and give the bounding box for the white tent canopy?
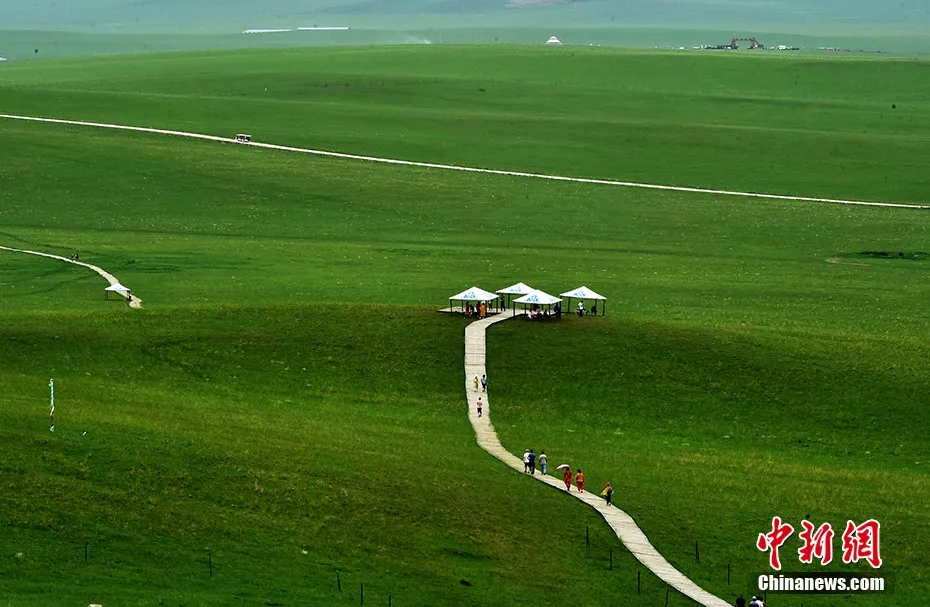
[104,282,131,302]
[449,286,498,302]
[513,290,561,306]
[496,282,535,296]
[561,285,607,316]
[545,36,562,46]
[560,286,605,301]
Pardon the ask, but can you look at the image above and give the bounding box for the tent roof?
[545,36,562,45]
[105,283,129,292]
[560,286,606,300]
[449,286,498,302]
[496,282,535,295]
[513,290,562,305]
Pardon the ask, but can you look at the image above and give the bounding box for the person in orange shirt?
[575,469,585,492]
[563,467,572,491]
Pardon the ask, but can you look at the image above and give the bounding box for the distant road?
[1,113,926,210]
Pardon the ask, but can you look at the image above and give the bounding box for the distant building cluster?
[696,36,800,51]
[668,35,883,53]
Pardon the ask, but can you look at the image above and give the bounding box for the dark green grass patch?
[853,250,929,261]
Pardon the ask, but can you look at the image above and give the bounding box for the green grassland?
[1,46,929,605]
[3,307,668,606]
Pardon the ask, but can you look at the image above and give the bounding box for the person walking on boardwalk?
[473,376,479,391]
[575,469,585,492]
[523,449,530,473]
[476,397,483,418]
[528,449,536,475]
[539,451,547,475]
[563,467,573,491]
[480,373,487,392]
[600,481,613,505]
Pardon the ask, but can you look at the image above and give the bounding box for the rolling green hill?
[1,46,927,606]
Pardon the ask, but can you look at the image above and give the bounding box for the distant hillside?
[1,0,928,34]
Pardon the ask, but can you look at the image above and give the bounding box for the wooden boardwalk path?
[464,313,731,607]
[0,245,142,308]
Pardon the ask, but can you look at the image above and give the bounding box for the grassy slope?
[491,317,930,601]
[2,118,930,335]
[1,47,928,605]
[2,47,928,203]
[1,307,670,606]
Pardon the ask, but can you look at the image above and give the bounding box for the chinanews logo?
[757,516,881,569]
[751,517,892,595]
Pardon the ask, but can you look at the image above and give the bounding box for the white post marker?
[49,378,55,432]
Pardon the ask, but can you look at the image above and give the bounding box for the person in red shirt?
[563,468,572,491]
[575,469,585,492]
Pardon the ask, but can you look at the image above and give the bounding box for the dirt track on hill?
[2,113,927,211]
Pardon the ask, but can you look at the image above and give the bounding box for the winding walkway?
[0,245,141,308]
[465,313,730,607]
[2,113,927,210]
